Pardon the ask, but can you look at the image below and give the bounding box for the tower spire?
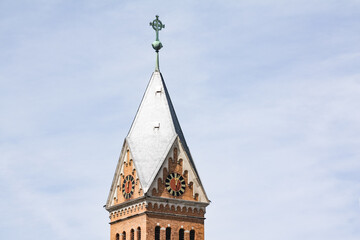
[149,15,165,72]
[105,16,210,240]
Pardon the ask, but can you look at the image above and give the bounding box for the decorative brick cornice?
[106,195,208,213]
[147,196,209,208]
[105,196,146,212]
[108,195,208,223]
[146,211,206,220]
[109,212,146,225]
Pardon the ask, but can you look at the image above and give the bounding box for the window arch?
[190,230,195,240]
[166,227,171,240]
[122,231,126,240]
[137,227,141,240]
[130,229,134,240]
[179,229,184,240]
[116,233,119,240]
[155,226,160,240]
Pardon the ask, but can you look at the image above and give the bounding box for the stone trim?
[109,212,146,225]
[108,196,207,215]
[147,196,209,208]
[146,211,206,220]
[106,196,146,212]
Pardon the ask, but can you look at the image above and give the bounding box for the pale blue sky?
[1,1,360,239]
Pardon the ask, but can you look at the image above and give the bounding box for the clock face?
[165,173,186,196]
[122,175,135,199]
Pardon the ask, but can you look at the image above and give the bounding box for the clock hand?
[176,179,180,190]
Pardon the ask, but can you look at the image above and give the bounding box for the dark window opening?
[137,227,141,240]
[179,229,184,240]
[130,229,134,240]
[155,226,160,240]
[190,230,195,240]
[166,227,171,240]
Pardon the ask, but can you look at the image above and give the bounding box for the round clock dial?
[165,173,186,196]
[122,175,135,199]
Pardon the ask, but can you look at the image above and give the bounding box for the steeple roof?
[106,15,209,211]
[126,71,199,193]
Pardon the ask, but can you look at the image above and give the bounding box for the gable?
[148,136,209,203]
[106,140,144,208]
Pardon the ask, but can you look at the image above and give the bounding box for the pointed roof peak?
[127,71,184,137]
[106,71,208,207]
[126,72,194,193]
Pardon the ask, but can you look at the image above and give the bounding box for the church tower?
[105,16,210,240]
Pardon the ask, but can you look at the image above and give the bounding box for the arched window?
[130,229,134,240]
[116,233,119,240]
[179,229,184,240]
[122,231,126,240]
[190,230,195,240]
[137,227,141,240]
[166,227,171,240]
[155,226,160,240]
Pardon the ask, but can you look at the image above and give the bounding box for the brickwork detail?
[146,213,204,240]
[110,202,147,222]
[107,131,208,240]
[110,214,146,240]
[112,149,143,206]
[147,202,205,218]
[151,145,198,201]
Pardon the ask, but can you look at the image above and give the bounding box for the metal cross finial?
[149,15,165,72]
[150,15,165,42]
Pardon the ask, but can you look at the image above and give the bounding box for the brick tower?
[105,16,210,240]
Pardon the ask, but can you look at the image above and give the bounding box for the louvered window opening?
[122,231,126,240]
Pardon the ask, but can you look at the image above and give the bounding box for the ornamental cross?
[150,15,165,41]
[149,15,165,71]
